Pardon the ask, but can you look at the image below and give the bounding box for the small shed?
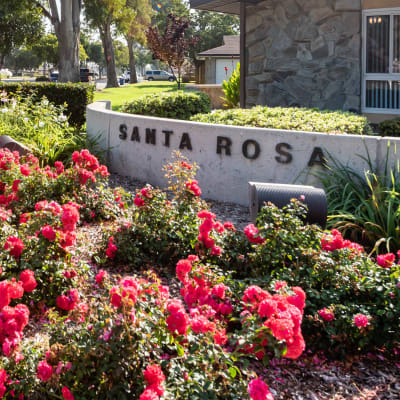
[196,35,240,84]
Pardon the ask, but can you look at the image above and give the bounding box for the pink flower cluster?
[134,186,153,208]
[197,210,228,256]
[185,179,201,196]
[248,378,274,400]
[56,289,79,311]
[0,271,36,359]
[25,200,80,250]
[71,149,109,185]
[318,308,335,322]
[244,224,265,244]
[110,277,140,308]
[241,283,306,360]
[4,236,24,259]
[321,229,363,253]
[376,251,400,268]
[139,364,165,400]
[106,236,117,259]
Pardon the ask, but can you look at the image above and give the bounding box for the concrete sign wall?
[87,101,400,206]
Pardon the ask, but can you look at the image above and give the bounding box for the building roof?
[190,0,259,15]
[197,35,240,58]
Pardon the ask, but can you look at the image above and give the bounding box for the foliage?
[121,90,210,119]
[0,82,94,129]
[0,0,43,65]
[0,148,126,306]
[30,34,59,66]
[187,11,239,62]
[0,93,84,165]
[318,153,400,254]
[5,48,41,71]
[84,0,132,88]
[119,0,153,84]
[146,13,199,89]
[191,106,373,135]
[221,62,240,108]
[379,117,400,137]
[229,200,400,355]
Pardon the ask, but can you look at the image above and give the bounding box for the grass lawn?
[94,81,185,111]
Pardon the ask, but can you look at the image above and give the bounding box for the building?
[190,0,400,121]
[196,35,240,84]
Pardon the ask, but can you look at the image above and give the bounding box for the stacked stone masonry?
[246,0,362,112]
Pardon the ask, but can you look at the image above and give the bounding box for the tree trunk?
[0,54,5,70]
[50,0,81,82]
[101,19,118,88]
[127,38,138,84]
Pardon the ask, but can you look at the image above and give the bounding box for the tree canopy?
[0,0,43,68]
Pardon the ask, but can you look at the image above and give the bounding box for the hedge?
[191,106,373,135]
[121,91,211,120]
[0,82,95,129]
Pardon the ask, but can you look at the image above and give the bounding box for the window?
[363,9,400,113]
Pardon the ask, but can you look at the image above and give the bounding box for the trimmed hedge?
[191,106,373,135]
[121,90,211,120]
[379,117,400,137]
[0,82,94,129]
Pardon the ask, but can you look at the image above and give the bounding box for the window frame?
[362,7,400,114]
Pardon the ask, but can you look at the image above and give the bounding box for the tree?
[0,0,43,69]
[33,0,82,82]
[86,42,106,78]
[151,0,189,31]
[5,48,41,72]
[120,0,152,84]
[84,0,131,88]
[30,34,59,67]
[134,46,152,76]
[146,14,198,89]
[188,11,239,62]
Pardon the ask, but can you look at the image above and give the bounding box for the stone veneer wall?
[245,0,362,112]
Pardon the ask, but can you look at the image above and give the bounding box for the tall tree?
[151,0,188,31]
[189,11,239,62]
[34,0,82,82]
[120,0,152,84]
[84,0,130,88]
[86,42,106,78]
[30,34,59,67]
[146,13,198,89]
[0,0,42,69]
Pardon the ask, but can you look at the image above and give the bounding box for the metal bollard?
[248,182,328,228]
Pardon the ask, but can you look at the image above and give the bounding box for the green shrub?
[379,117,400,137]
[237,200,400,355]
[191,106,372,135]
[0,92,87,165]
[0,81,94,129]
[221,62,240,108]
[121,91,211,120]
[317,153,400,254]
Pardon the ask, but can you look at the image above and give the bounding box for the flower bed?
[0,149,399,399]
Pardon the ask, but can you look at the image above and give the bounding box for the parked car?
[145,70,176,81]
[35,76,50,82]
[50,72,59,82]
[80,68,93,82]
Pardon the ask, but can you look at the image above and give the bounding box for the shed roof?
[197,35,240,58]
